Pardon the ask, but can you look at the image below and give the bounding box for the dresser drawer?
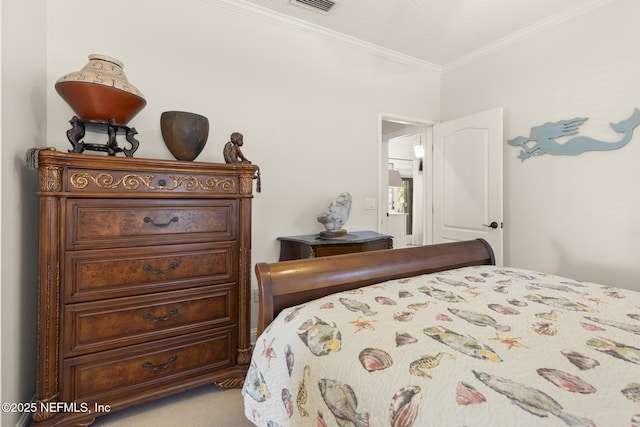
[66,199,237,249]
[64,242,236,302]
[63,284,236,356]
[62,328,236,403]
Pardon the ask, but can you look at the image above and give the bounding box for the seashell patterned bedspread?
[242,265,640,426]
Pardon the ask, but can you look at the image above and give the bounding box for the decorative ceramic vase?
[160,111,210,161]
[55,54,147,125]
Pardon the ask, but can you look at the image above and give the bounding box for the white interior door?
[432,107,503,265]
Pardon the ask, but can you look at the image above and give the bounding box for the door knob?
[483,221,499,229]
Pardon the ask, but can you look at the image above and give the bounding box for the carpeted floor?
[91,385,254,427]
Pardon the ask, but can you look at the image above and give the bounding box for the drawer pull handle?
[142,355,178,371]
[144,216,179,227]
[143,308,179,322]
[143,261,179,275]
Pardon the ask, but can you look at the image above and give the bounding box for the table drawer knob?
[142,355,178,371]
[143,261,179,275]
[143,216,179,227]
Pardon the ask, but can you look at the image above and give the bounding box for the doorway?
[379,107,504,265]
[379,115,432,248]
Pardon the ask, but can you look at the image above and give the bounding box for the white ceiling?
[239,0,613,66]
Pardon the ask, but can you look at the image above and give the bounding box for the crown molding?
[203,0,614,75]
[443,0,615,71]
[202,0,442,73]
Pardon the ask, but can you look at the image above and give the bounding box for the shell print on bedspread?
[318,379,370,427]
[423,326,502,362]
[297,317,341,356]
[242,361,271,403]
[508,299,528,307]
[389,385,421,427]
[398,290,414,298]
[281,388,294,417]
[448,308,511,332]
[396,331,418,346]
[375,296,397,305]
[284,305,305,324]
[532,322,558,336]
[560,350,600,371]
[602,286,627,299]
[284,344,294,377]
[472,371,595,427]
[317,411,328,427]
[339,297,377,316]
[456,381,486,405]
[393,311,415,322]
[622,383,640,403]
[525,294,597,312]
[359,348,393,372]
[587,337,640,364]
[418,286,467,303]
[537,368,596,394]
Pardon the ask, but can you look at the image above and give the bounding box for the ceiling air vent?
[290,0,337,14]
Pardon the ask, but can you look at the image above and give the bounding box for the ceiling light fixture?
[414,135,424,172]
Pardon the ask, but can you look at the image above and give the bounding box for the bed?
[242,239,640,427]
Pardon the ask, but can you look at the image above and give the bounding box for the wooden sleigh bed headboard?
[255,238,495,336]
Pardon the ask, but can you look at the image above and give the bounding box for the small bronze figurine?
[224,132,251,164]
[224,132,261,192]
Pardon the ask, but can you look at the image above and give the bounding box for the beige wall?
[2,0,47,426]
[442,0,640,290]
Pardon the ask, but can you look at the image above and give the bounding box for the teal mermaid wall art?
[508,108,640,161]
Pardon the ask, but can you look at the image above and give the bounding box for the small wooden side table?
[277,230,393,261]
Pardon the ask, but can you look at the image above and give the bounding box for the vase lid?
[87,54,124,68]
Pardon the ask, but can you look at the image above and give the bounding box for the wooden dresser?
[32,150,258,426]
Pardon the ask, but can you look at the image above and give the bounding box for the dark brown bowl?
[160,111,210,161]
